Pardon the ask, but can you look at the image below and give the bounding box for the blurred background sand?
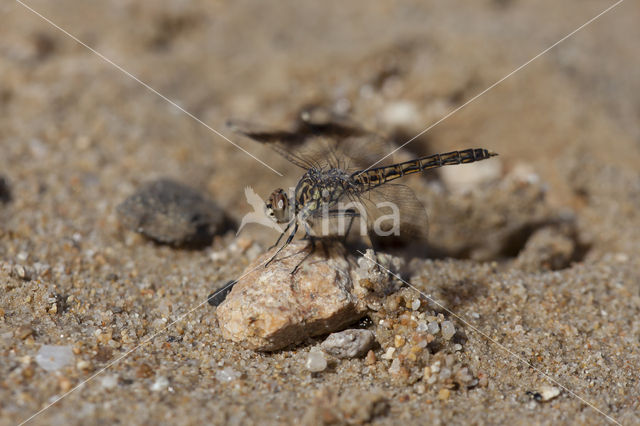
[1,1,639,424]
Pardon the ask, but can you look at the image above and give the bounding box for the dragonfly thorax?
[294,167,352,218]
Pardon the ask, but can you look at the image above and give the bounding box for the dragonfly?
[208,109,497,305]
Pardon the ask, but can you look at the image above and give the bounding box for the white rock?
[538,385,561,402]
[439,368,452,380]
[305,350,327,372]
[388,358,402,375]
[100,375,118,390]
[150,376,169,391]
[382,347,396,360]
[320,329,375,359]
[411,299,421,311]
[441,321,456,340]
[35,345,74,372]
[427,321,440,335]
[215,367,241,383]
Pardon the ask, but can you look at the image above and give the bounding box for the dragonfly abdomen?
[352,148,497,189]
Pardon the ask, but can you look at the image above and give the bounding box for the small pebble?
[411,299,421,311]
[438,388,451,401]
[35,345,74,372]
[320,329,375,359]
[382,347,395,360]
[76,360,91,371]
[394,335,406,348]
[478,375,489,387]
[455,367,474,385]
[305,350,327,372]
[150,376,169,391]
[101,375,118,390]
[439,368,451,380]
[22,364,35,380]
[427,321,440,335]
[388,358,402,375]
[423,366,431,379]
[216,367,241,382]
[530,385,561,402]
[441,321,456,340]
[365,350,376,365]
[17,325,34,340]
[13,265,31,281]
[416,321,428,332]
[136,363,154,378]
[58,376,72,392]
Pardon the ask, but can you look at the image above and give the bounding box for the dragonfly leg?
[342,209,358,242]
[325,209,359,242]
[290,235,316,275]
[265,221,298,268]
[207,280,237,306]
[268,220,293,251]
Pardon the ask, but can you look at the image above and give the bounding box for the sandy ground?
[1,0,640,424]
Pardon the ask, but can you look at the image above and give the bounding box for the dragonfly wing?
[301,131,394,172]
[353,183,430,243]
[226,119,312,170]
[227,115,399,172]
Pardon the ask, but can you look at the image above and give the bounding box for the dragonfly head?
[266,188,293,223]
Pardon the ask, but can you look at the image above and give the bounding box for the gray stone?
[150,376,170,391]
[441,321,456,340]
[35,345,74,372]
[100,375,118,389]
[305,350,327,372]
[427,321,440,335]
[321,329,375,359]
[117,179,225,247]
[215,367,241,383]
[537,385,561,402]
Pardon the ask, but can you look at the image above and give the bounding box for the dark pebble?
[526,391,543,402]
[0,175,11,204]
[355,316,374,329]
[117,179,225,247]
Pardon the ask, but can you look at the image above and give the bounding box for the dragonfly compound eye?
[266,188,290,223]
